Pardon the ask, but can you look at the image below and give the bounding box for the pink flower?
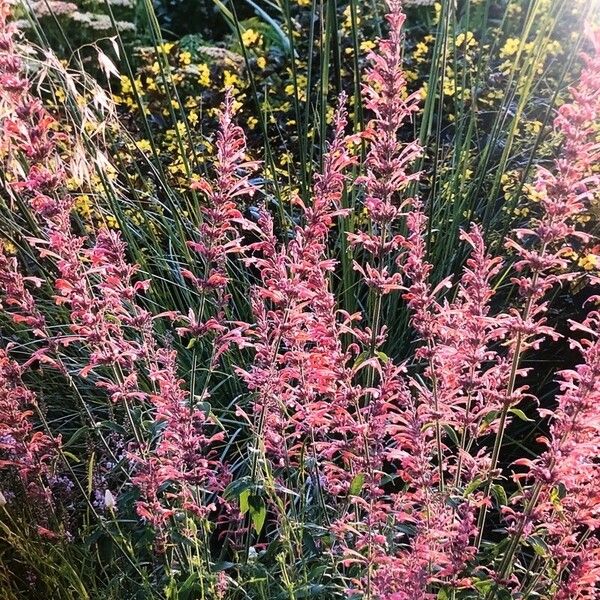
[0,349,59,505]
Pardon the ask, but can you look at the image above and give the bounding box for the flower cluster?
[0,349,58,505]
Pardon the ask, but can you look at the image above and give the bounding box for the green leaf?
[239,489,250,515]
[353,351,369,369]
[178,573,200,599]
[527,535,548,558]
[492,483,508,507]
[442,424,460,447]
[376,351,389,364]
[63,451,81,464]
[473,579,494,594]
[293,584,328,598]
[248,495,266,534]
[463,477,484,497]
[509,408,533,422]
[481,410,499,427]
[349,473,365,496]
[63,426,89,449]
[223,476,253,500]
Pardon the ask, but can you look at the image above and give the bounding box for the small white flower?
[104,489,116,511]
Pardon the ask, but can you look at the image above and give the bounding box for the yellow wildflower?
[158,42,174,55]
[433,2,441,25]
[413,41,429,63]
[105,215,120,229]
[342,5,359,30]
[223,70,241,90]
[578,253,599,271]
[443,77,456,97]
[198,63,210,87]
[135,139,153,153]
[1,239,17,255]
[455,31,476,49]
[360,40,376,53]
[75,195,92,219]
[523,183,544,203]
[120,75,133,94]
[241,28,261,47]
[500,38,520,59]
[546,40,562,56]
[524,120,543,136]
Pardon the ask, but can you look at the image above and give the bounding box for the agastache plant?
[0,0,599,598]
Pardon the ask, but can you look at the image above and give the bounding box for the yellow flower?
[256,56,267,70]
[188,110,199,126]
[105,215,120,229]
[198,63,211,87]
[578,253,599,271]
[1,239,17,254]
[168,161,187,176]
[75,194,92,219]
[512,206,530,217]
[223,70,241,90]
[342,5,359,30]
[360,40,376,53]
[413,41,430,64]
[523,183,544,203]
[455,31,476,49]
[297,0,310,5]
[135,139,153,153]
[405,69,418,82]
[284,73,307,102]
[55,88,66,104]
[179,51,192,65]
[158,42,175,55]
[185,96,199,108]
[241,28,261,47]
[546,40,562,56]
[433,2,441,25]
[500,38,520,59]
[443,77,456,97]
[326,105,335,124]
[121,75,133,94]
[507,3,522,17]
[233,97,244,113]
[524,120,543,136]
[248,116,258,129]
